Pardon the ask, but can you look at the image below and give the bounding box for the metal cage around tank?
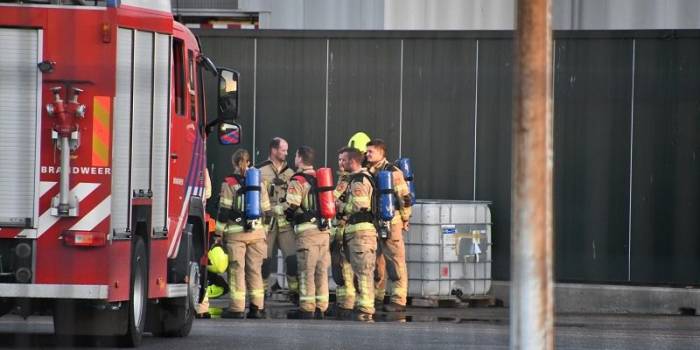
[406,200,492,300]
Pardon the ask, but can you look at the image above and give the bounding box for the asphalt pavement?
[0,299,698,349]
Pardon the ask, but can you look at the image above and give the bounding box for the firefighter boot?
[383,302,406,312]
[247,304,266,319]
[287,309,315,320]
[356,311,374,323]
[336,307,354,321]
[221,309,246,319]
[195,312,211,319]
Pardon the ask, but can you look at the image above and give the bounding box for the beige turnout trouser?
[344,229,377,314]
[266,221,298,292]
[296,227,331,313]
[375,221,408,306]
[335,245,356,311]
[224,229,267,312]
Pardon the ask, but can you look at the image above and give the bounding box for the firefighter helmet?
[348,132,371,153]
[207,245,229,274]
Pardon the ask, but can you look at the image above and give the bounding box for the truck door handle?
[170,153,178,160]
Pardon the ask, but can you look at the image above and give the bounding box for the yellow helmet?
[348,132,371,153]
[207,246,228,274]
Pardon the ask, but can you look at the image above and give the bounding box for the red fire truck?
[0,0,241,346]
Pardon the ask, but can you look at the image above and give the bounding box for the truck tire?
[117,236,148,347]
[152,232,198,337]
[52,237,147,347]
[0,299,12,317]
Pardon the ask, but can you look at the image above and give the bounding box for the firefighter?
[366,139,412,312]
[329,149,355,320]
[336,147,378,321]
[283,146,331,319]
[256,137,298,300]
[215,149,271,319]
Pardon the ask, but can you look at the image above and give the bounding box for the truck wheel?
[171,260,198,337]
[117,236,148,347]
[152,235,198,337]
[0,298,12,317]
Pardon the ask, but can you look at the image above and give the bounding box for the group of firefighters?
[203,133,414,322]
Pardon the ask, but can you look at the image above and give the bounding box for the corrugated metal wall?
[198,30,700,286]
[473,38,514,284]
[553,38,634,282]
[630,37,700,284]
[401,38,476,199]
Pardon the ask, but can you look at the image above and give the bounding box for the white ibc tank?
[407,200,492,298]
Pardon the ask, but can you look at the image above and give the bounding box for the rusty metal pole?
[511,0,554,349]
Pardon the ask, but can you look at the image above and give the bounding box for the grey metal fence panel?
[474,39,514,281]
[553,38,633,283]
[401,38,477,200]
[327,38,402,165]
[630,38,700,285]
[254,37,327,166]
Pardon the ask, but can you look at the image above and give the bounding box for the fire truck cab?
[0,0,240,346]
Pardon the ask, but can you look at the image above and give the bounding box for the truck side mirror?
[217,68,239,122]
[217,121,241,145]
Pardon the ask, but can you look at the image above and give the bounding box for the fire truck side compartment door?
[113,28,167,237]
[112,28,134,235]
[130,31,154,200]
[151,33,171,234]
[0,28,42,228]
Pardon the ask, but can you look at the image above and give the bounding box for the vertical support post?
[252,38,258,163]
[511,0,554,349]
[324,38,330,166]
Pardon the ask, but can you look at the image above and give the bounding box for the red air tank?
[316,167,336,219]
